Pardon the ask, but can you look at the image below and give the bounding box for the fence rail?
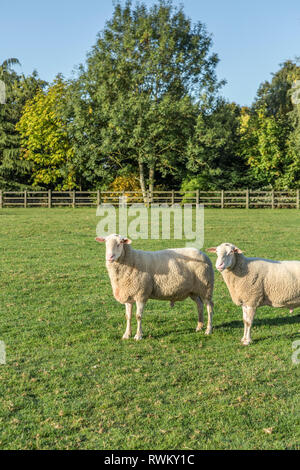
[0,189,299,209]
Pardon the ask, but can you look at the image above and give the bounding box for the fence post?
[196,189,199,207]
[246,189,249,209]
[48,190,52,208]
[72,190,76,208]
[97,189,101,207]
[271,189,274,209]
[297,189,299,209]
[0,190,2,209]
[171,189,175,205]
[221,190,224,209]
[24,190,27,208]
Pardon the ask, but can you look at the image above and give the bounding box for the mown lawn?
[0,208,299,450]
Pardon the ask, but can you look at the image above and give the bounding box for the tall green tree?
[240,106,293,188]
[66,0,223,197]
[253,60,300,117]
[243,60,300,188]
[63,74,109,190]
[17,79,76,189]
[0,62,47,189]
[284,99,300,187]
[183,100,249,190]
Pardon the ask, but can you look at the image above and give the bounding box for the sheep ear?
[234,247,243,254]
[206,247,217,253]
[95,237,106,243]
[121,238,132,244]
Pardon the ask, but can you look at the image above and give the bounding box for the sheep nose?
[216,262,225,271]
[107,255,115,262]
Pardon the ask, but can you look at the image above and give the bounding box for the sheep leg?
[205,301,214,335]
[134,301,145,340]
[191,295,204,331]
[241,306,248,343]
[241,306,256,345]
[122,303,133,340]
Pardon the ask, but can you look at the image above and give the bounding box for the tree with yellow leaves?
[16,78,76,189]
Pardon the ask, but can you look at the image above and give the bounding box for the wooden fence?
[0,189,299,209]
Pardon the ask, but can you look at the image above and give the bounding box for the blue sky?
[1,0,300,106]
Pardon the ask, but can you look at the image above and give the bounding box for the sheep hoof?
[196,322,204,332]
[170,301,175,308]
[134,333,143,341]
[205,328,212,335]
[122,333,131,340]
[241,339,251,346]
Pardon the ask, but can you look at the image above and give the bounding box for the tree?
[0,64,47,189]
[241,106,292,188]
[0,57,21,81]
[183,100,249,190]
[284,102,300,187]
[243,60,300,188]
[16,79,76,189]
[66,0,223,198]
[254,60,300,117]
[62,74,111,191]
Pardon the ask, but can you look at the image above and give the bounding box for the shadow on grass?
[251,331,300,344]
[147,327,201,340]
[215,313,300,330]
[113,312,300,342]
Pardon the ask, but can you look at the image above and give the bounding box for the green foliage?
[62,76,110,190]
[65,0,222,192]
[254,60,300,117]
[185,100,250,189]
[241,107,292,188]
[284,104,300,187]
[17,79,76,190]
[181,175,212,192]
[0,58,21,75]
[242,60,300,189]
[0,66,47,188]
[2,15,300,192]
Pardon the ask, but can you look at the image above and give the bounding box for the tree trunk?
[138,160,147,204]
[148,164,155,204]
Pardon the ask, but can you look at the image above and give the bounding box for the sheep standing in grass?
[207,243,300,345]
[96,234,214,340]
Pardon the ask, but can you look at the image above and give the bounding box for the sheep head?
[207,243,243,272]
[96,234,132,263]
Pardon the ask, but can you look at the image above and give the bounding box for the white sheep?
[96,234,214,340]
[207,243,300,345]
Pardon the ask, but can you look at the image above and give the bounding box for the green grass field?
[0,208,299,450]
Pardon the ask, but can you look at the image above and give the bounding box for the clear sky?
[1,0,300,106]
